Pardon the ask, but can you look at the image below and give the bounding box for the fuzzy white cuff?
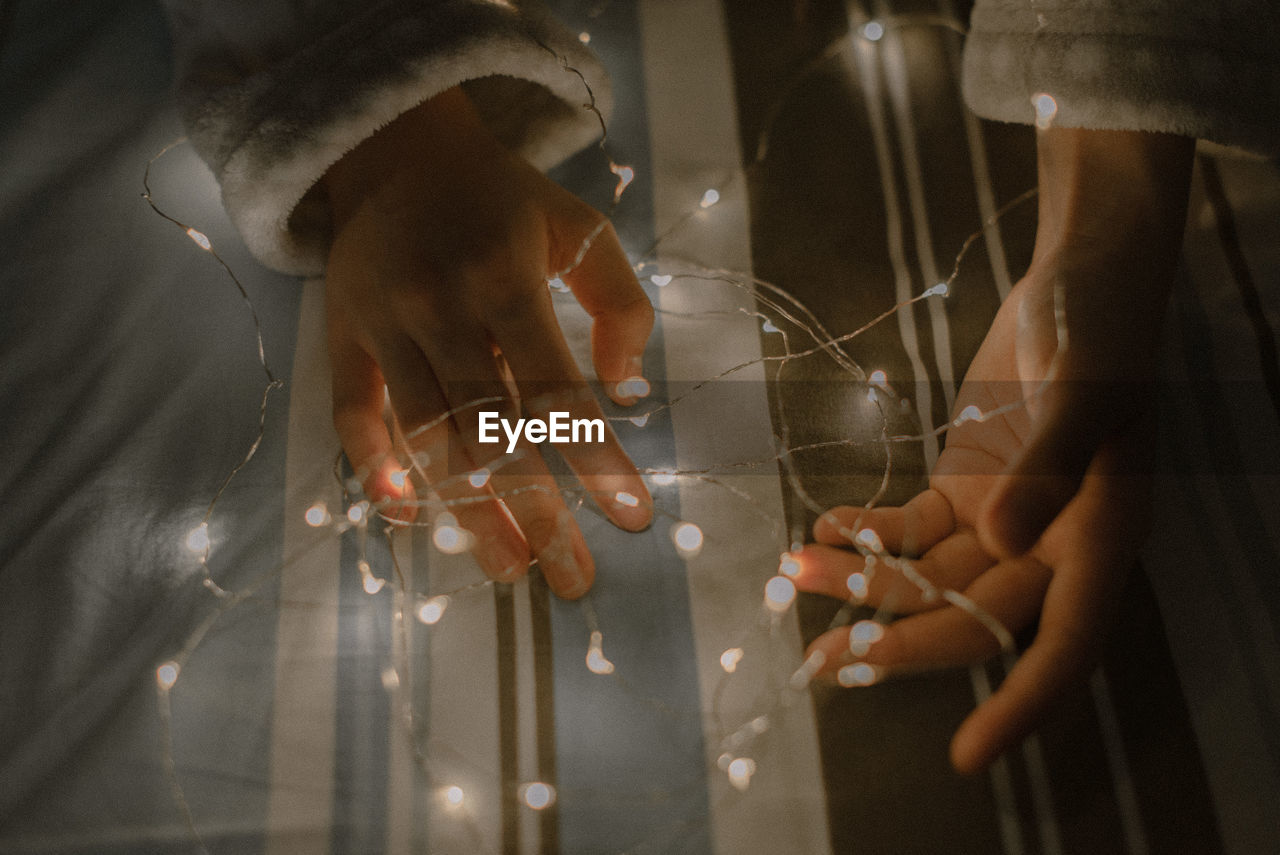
[962,0,1280,155]
[174,1,610,276]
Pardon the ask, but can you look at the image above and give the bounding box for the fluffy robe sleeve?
[962,0,1280,155]
[161,0,610,275]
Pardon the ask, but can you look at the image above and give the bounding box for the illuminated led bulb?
[846,572,868,601]
[778,553,801,577]
[727,757,757,792]
[389,469,408,489]
[860,20,885,41]
[416,595,449,625]
[751,715,770,734]
[304,502,330,527]
[925,281,949,298]
[867,387,880,404]
[615,376,650,399]
[761,319,781,333]
[185,523,210,554]
[955,404,983,425]
[849,620,885,656]
[838,662,879,687]
[585,630,615,675]
[358,560,385,594]
[764,575,797,613]
[649,273,672,287]
[720,647,744,673]
[156,660,180,690]
[547,276,569,292]
[432,513,472,554]
[185,227,212,251]
[468,467,491,489]
[520,782,556,810]
[854,528,884,553]
[347,502,368,525]
[671,522,703,557]
[614,490,640,508]
[629,413,649,427]
[1032,92,1058,128]
[700,188,720,208]
[381,666,400,691]
[441,785,465,809]
[609,161,634,201]
[648,468,677,487]
[578,30,591,44]
[869,369,888,388]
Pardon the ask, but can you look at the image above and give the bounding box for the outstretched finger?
[813,489,955,557]
[329,324,416,522]
[806,554,1051,684]
[551,199,654,406]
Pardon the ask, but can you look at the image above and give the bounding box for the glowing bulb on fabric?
[185,227,211,251]
[764,575,796,612]
[672,522,703,556]
[861,20,885,41]
[925,282,949,298]
[304,502,329,527]
[468,468,491,489]
[433,513,471,554]
[761,319,780,333]
[358,560,384,594]
[156,661,180,690]
[609,161,634,202]
[185,523,210,554]
[727,758,757,792]
[700,189,720,208]
[521,782,556,810]
[629,413,649,427]
[347,502,367,525]
[1032,92,1058,128]
[548,276,569,292]
[650,273,672,287]
[585,630,615,675]
[869,369,888,388]
[442,785,465,808]
[417,595,449,625]
[649,468,677,486]
[578,31,591,44]
[720,647,744,673]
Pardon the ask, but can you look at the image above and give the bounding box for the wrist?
[1029,127,1195,289]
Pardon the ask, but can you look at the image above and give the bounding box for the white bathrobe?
[162,0,1280,276]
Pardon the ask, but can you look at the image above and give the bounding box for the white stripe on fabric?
[844,12,941,470]
[1089,670,1150,855]
[512,579,541,855]
[969,665,1026,855]
[267,277,342,855]
[638,1,833,853]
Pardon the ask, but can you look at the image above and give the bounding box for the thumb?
[978,376,1128,557]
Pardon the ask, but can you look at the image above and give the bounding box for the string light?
[138,11,1052,844]
[585,630,615,675]
[520,782,556,810]
[184,523,210,554]
[304,501,330,527]
[389,469,408,489]
[720,647,744,673]
[416,595,449,625]
[156,661,180,691]
[1032,92,1058,129]
[763,575,797,613]
[629,413,649,427]
[671,521,704,556]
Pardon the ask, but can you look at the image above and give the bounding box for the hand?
[794,128,1195,772]
[322,87,654,599]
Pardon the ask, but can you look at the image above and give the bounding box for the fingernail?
[610,487,653,531]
